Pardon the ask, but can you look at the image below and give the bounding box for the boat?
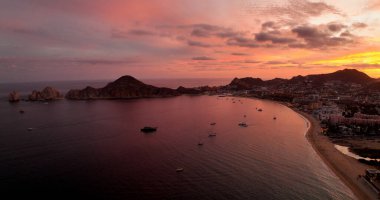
[27,128,34,131]
[210,122,216,126]
[19,110,25,114]
[140,126,157,133]
[243,115,246,118]
[258,108,263,112]
[208,132,217,137]
[238,122,248,127]
[198,142,204,146]
[176,168,184,172]
[273,117,277,120]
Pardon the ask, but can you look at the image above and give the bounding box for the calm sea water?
[0,80,355,199]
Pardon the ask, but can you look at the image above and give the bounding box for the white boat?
[176,168,184,172]
[208,132,217,137]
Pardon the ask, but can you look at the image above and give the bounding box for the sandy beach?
[298,111,379,200]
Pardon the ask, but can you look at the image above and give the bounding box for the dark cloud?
[291,25,354,48]
[191,28,211,37]
[340,30,353,37]
[187,40,212,48]
[255,32,296,44]
[226,37,259,48]
[327,23,346,32]
[112,29,155,38]
[128,29,155,36]
[262,21,276,30]
[183,23,241,39]
[192,56,215,60]
[215,30,241,38]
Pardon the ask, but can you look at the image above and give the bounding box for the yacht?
[140,127,157,133]
[238,122,248,127]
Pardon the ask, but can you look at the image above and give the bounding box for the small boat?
[140,126,157,133]
[238,122,248,127]
[176,168,184,172]
[273,117,277,120]
[258,109,263,112]
[198,142,204,146]
[27,128,34,131]
[19,110,25,114]
[208,132,217,137]
[210,122,216,126]
[243,115,246,118]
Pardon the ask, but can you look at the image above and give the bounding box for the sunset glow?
[0,0,380,82]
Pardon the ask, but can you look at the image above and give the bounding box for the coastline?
[295,110,377,200]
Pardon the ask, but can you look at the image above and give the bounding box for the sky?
[0,0,380,82]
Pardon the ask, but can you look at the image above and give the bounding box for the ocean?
[0,80,355,199]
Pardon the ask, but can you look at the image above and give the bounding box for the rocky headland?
[8,91,21,102]
[28,87,63,101]
[66,75,179,100]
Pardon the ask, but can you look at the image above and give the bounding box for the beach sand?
[298,111,379,200]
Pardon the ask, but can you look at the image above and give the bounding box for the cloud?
[265,61,290,65]
[259,0,343,23]
[112,29,156,38]
[244,60,261,64]
[327,23,346,32]
[231,52,249,56]
[182,23,241,39]
[128,29,156,36]
[226,36,259,48]
[187,40,212,48]
[352,22,367,29]
[291,25,354,49]
[0,57,140,66]
[191,28,211,37]
[192,56,215,60]
[367,1,380,10]
[255,32,296,44]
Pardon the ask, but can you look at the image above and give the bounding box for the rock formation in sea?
[28,87,63,101]
[8,91,20,102]
[66,75,179,100]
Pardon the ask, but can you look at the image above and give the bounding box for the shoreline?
[295,110,377,200]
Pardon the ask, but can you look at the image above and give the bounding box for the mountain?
[228,77,264,90]
[228,69,375,90]
[302,69,374,84]
[66,75,179,100]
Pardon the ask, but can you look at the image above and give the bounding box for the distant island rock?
[66,75,179,100]
[28,87,63,101]
[8,91,21,102]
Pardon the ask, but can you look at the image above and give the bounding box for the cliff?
[8,91,20,102]
[28,87,63,101]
